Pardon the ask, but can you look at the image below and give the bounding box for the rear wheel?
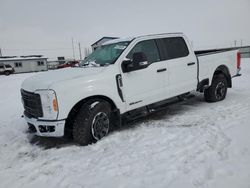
[204,74,228,102]
[73,99,111,146]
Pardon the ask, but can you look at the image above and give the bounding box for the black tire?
[4,71,10,76]
[73,99,111,146]
[204,74,228,102]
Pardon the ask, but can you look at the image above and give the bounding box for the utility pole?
[241,39,243,47]
[234,40,237,47]
[71,38,75,60]
[0,48,2,57]
[78,42,82,60]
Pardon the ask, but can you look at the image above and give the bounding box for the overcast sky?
[0,0,250,60]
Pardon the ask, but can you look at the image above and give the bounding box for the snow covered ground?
[0,59,250,188]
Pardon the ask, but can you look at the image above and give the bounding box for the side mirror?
[122,52,149,73]
[122,60,133,73]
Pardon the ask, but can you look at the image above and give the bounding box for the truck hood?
[21,67,106,92]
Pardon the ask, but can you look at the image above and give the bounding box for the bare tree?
[84,47,91,58]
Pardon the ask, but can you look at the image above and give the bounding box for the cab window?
[161,37,189,60]
[126,40,160,63]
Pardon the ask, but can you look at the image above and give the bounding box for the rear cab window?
[157,37,189,60]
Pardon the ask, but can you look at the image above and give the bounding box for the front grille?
[21,89,43,118]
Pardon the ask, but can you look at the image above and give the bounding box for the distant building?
[0,55,48,73]
[91,37,118,51]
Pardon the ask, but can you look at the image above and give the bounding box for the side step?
[123,93,194,122]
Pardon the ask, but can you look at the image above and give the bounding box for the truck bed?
[195,48,238,85]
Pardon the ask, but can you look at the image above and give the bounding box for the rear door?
[159,37,197,97]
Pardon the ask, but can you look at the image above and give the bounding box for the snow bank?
[0,59,250,188]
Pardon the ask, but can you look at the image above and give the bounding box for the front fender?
[53,81,125,120]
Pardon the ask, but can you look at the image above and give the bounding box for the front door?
[121,39,167,111]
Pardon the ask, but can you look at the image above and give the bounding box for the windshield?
[80,41,130,66]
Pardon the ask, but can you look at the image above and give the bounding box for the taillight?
[237,52,241,69]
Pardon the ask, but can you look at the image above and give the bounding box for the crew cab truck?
[0,64,15,76]
[21,33,241,145]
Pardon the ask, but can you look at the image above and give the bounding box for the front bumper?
[24,115,65,137]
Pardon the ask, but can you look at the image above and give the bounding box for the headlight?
[35,89,58,120]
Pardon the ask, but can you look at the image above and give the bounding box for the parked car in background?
[0,64,15,75]
[57,61,79,69]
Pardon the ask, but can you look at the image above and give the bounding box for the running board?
[123,94,194,122]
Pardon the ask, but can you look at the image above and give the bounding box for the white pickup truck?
[21,33,241,145]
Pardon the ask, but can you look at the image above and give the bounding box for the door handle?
[187,62,195,66]
[157,68,167,73]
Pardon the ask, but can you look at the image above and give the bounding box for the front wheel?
[73,99,111,146]
[204,74,228,102]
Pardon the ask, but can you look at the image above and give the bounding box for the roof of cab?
[101,32,184,46]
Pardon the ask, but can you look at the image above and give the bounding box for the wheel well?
[64,95,117,138]
[213,65,232,88]
[197,78,209,92]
